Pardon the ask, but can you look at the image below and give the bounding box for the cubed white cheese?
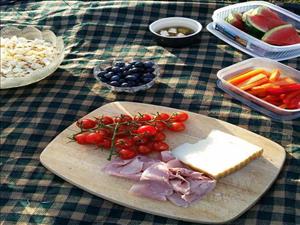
[168,28,177,34]
[176,33,185,37]
[160,30,169,37]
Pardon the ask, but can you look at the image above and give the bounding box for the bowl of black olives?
[93,59,159,93]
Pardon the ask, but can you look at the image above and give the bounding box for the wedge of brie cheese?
[171,130,263,179]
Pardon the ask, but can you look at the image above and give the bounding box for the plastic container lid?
[217,58,300,120]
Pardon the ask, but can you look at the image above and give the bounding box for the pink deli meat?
[103,151,216,207]
[102,155,159,181]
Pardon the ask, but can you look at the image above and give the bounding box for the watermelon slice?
[262,24,300,46]
[251,6,282,21]
[225,11,245,30]
[244,6,286,38]
[245,15,286,38]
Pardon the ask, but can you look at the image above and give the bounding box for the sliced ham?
[103,151,216,207]
[119,157,144,175]
[140,162,170,182]
[161,150,175,162]
[102,155,159,181]
[129,162,173,201]
[167,167,216,206]
[129,180,173,201]
[167,192,189,208]
[166,159,184,168]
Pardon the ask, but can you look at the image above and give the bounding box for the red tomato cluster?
[73,112,189,160]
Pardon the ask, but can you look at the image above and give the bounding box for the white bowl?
[0,26,64,89]
[149,17,202,47]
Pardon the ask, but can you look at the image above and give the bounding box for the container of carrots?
[217,58,300,120]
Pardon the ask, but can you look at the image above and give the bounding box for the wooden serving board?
[40,101,286,224]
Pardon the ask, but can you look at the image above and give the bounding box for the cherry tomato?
[146,142,154,151]
[77,118,97,129]
[136,125,157,136]
[74,133,88,144]
[168,122,185,132]
[117,124,129,135]
[153,141,169,151]
[115,137,134,149]
[154,132,166,141]
[98,128,113,138]
[98,116,114,125]
[85,132,104,144]
[133,135,149,145]
[155,113,170,121]
[137,145,152,154]
[114,114,132,123]
[98,138,112,149]
[134,113,153,122]
[151,121,166,131]
[171,112,189,122]
[118,148,137,159]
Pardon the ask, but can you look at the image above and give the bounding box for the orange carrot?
[262,70,271,77]
[228,68,267,85]
[251,83,276,91]
[269,69,280,82]
[238,74,269,91]
[250,77,296,93]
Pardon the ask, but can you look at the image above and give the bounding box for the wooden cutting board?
[40,101,286,224]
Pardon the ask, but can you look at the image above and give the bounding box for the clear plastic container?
[217,58,300,120]
[208,1,300,61]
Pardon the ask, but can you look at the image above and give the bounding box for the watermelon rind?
[245,15,266,38]
[262,24,300,46]
[242,8,254,22]
[225,11,244,30]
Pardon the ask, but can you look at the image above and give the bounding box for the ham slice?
[103,151,216,207]
[168,167,216,207]
[161,150,175,162]
[129,162,173,201]
[167,192,189,208]
[102,155,159,181]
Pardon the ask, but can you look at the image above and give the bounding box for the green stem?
[107,122,120,161]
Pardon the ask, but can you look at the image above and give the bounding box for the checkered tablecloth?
[1,1,299,224]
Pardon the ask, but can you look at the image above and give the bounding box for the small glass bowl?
[93,59,160,93]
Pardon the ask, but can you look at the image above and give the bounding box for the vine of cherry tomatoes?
[72,112,189,160]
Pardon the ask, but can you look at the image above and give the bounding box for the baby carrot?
[228,68,267,85]
[238,74,269,91]
[269,69,280,82]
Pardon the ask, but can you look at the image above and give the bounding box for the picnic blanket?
[1,1,299,224]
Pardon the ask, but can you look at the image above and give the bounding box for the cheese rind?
[171,130,263,179]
